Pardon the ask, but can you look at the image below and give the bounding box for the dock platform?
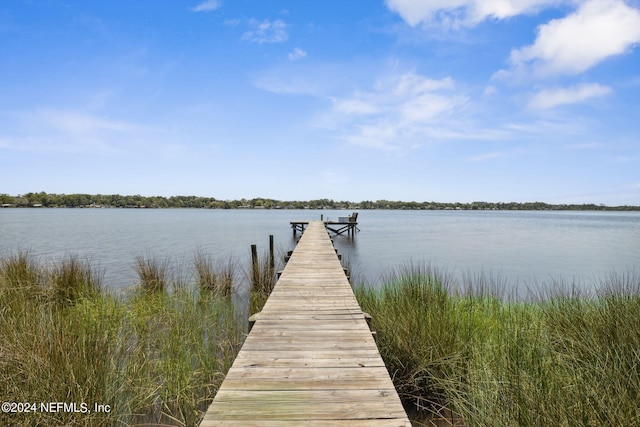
[291,212,359,237]
[201,221,409,426]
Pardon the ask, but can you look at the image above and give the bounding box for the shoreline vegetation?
[355,265,640,426]
[2,251,639,426]
[2,192,640,211]
[0,251,245,426]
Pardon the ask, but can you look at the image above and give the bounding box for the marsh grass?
[135,254,170,293]
[0,252,243,427]
[0,250,43,297]
[49,255,103,305]
[194,249,235,297]
[356,265,640,427]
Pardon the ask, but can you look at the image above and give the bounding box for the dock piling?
[250,244,258,288]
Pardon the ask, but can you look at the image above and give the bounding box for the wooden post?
[251,244,258,288]
[269,235,274,276]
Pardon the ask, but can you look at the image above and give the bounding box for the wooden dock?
[201,221,410,426]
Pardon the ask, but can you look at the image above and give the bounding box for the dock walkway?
[201,221,410,426]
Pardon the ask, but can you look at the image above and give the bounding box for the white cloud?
[288,48,307,61]
[385,0,563,28]
[242,19,288,44]
[528,83,612,109]
[190,0,221,12]
[253,65,516,149]
[508,0,640,77]
[385,0,467,27]
[323,72,468,150]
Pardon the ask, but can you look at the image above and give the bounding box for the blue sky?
[1,0,639,204]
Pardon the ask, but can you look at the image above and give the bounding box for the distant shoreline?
[2,192,639,211]
[3,204,640,211]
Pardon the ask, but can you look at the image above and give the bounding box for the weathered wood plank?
[232,356,386,368]
[205,389,407,417]
[206,390,407,418]
[251,313,366,321]
[240,340,376,352]
[250,320,368,330]
[232,349,384,363]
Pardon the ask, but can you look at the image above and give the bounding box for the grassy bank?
[355,266,640,427]
[0,252,243,426]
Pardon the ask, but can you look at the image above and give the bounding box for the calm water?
[1,209,639,295]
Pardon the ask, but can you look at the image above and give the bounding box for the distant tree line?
[1,192,638,211]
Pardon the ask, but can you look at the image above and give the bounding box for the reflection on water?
[1,209,638,295]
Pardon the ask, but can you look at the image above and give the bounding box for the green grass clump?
[194,250,235,297]
[356,266,640,427]
[1,252,102,307]
[0,252,243,427]
[49,255,102,305]
[135,254,170,293]
[0,251,43,297]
